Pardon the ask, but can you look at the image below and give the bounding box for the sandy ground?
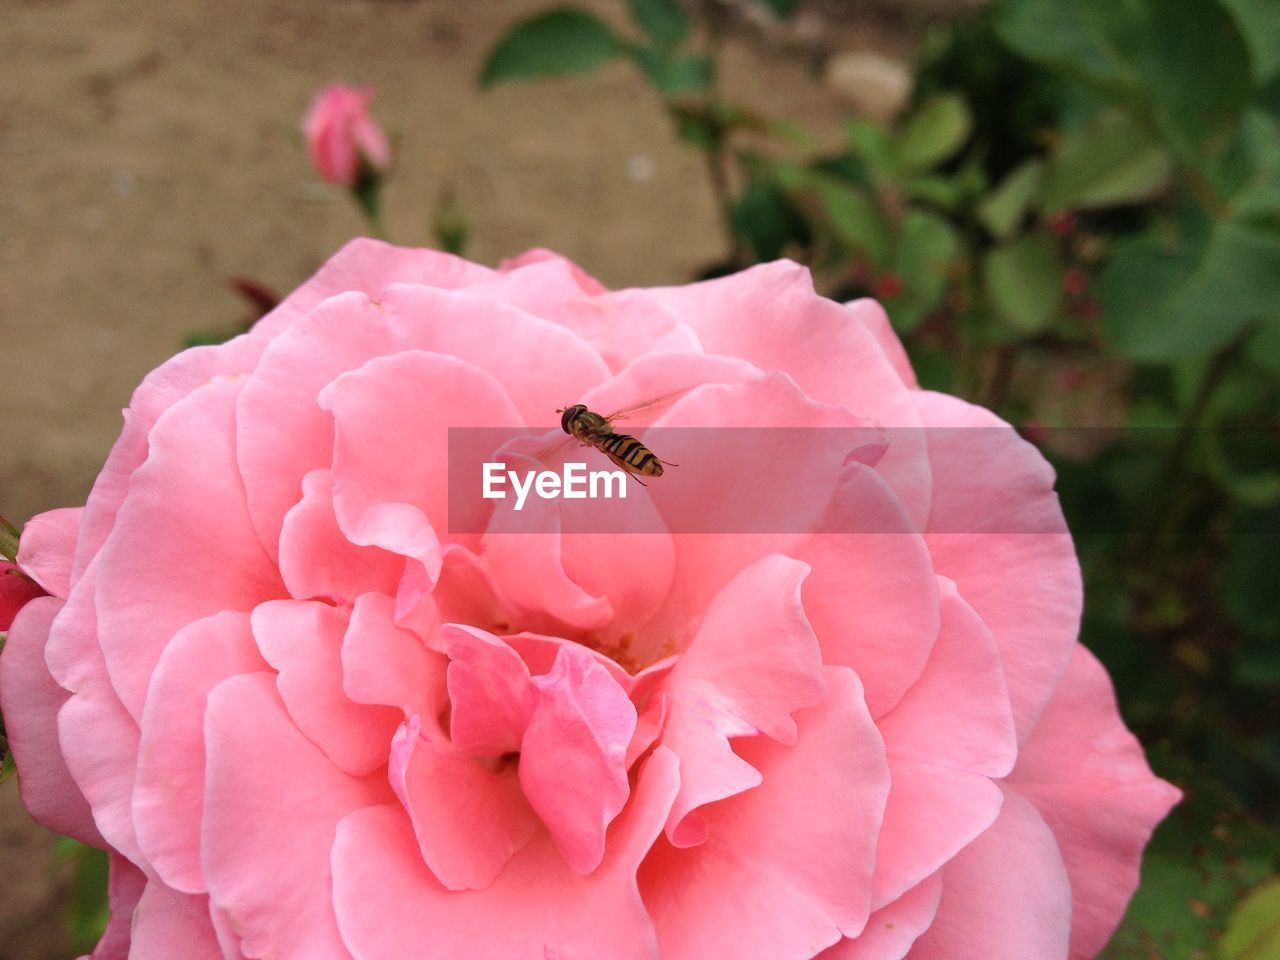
[0,1,932,955]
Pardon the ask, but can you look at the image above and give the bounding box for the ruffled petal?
[871,758,1003,910]
[0,596,101,844]
[278,469,404,603]
[658,554,825,843]
[128,884,223,959]
[318,350,525,582]
[819,874,943,960]
[133,611,267,893]
[72,333,267,583]
[202,672,391,960]
[916,392,1082,742]
[16,507,81,598]
[95,376,284,720]
[520,644,637,873]
[1008,646,1181,959]
[331,748,681,960]
[388,715,538,891]
[252,600,401,778]
[905,788,1072,960]
[85,853,147,960]
[877,577,1016,777]
[341,592,448,719]
[640,667,889,959]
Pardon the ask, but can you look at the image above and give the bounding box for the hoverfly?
[553,390,685,484]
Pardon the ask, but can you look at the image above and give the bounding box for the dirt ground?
[0,1,952,955]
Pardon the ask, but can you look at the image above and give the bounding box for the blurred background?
[2,0,1278,957]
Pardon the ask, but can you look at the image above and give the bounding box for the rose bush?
[0,240,1178,960]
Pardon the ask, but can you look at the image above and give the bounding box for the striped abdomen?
[595,432,664,477]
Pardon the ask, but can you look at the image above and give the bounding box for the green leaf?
[730,178,801,261]
[1133,0,1254,157]
[1042,110,1174,211]
[845,117,896,181]
[1100,753,1280,960]
[1101,218,1280,360]
[628,0,689,51]
[979,159,1045,239]
[891,209,961,333]
[480,8,624,88]
[1246,320,1280,375]
[1219,879,1280,960]
[895,94,973,173]
[1222,111,1280,220]
[631,48,713,95]
[983,234,1065,334]
[813,180,890,267]
[994,0,1253,156]
[992,0,1139,90]
[1219,0,1280,86]
[55,840,110,952]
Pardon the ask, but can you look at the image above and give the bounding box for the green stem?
[1136,327,1251,564]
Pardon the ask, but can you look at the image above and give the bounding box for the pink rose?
[302,85,392,187]
[0,241,1178,959]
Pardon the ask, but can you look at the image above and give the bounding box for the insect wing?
[601,386,694,425]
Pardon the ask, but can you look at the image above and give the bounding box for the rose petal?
[1008,646,1182,959]
[442,625,535,756]
[659,554,826,844]
[388,715,538,891]
[819,874,943,960]
[793,463,940,718]
[318,350,526,582]
[253,599,402,778]
[640,667,889,959]
[96,376,284,720]
[648,260,932,528]
[871,758,1003,910]
[877,577,1016,777]
[341,592,448,720]
[332,748,680,960]
[85,853,147,960]
[128,884,223,959]
[72,333,267,582]
[916,391,1081,741]
[255,237,497,339]
[133,611,267,893]
[520,644,637,873]
[0,596,101,844]
[16,507,82,598]
[202,672,391,960]
[905,787,1072,960]
[44,560,146,864]
[844,298,917,389]
[278,469,404,603]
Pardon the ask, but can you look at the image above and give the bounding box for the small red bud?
[1063,268,1089,297]
[872,273,903,300]
[1049,211,1078,237]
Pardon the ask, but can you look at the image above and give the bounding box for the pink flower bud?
[0,561,46,632]
[302,84,392,187]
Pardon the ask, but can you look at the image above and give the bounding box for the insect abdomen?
[598,433,663,476]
